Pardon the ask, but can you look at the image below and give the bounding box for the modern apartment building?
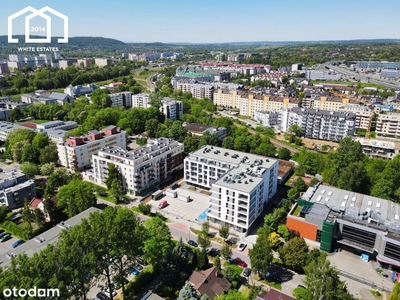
[281,107,356,141]
[131,93,151,108]
[57,125,126,171]
[109,91,132,108]
[94,58,111,67]
[354,138,399,160]
[338,105,372,130]
[89,138,184,196]
[376,112,400,138]
[161,97,183,121]
[253,111,280,128]
[184,146,279,235]
[287,184,400,268]
[0,169,36,210]
[176,82,214,100]
[213,89,299,116]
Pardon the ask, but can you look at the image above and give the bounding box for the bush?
[138,203,152,215]
[1,220,30,240]
[125,266,156,296]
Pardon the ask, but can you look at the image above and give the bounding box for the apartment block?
[184,146,279,235]
[354,138,398,160]
[0,62,9,74]
[213,89,299,116]
[376,113,400,138]
[282,108,356,141]
[253,111,280,128]
[131,93,151,108]
[109,91,132,108]
[88,138,183,196]
[338,105,372,130]
[287,184,400,268]
[161,97,183,121]
[95,58,111,67]
[57,125,126,171]
[176,82,214,100]
[77,59,91,68]
[0,169,36,210]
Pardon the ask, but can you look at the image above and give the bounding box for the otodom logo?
[8,6,68,44]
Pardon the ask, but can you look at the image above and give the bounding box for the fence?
[339,270,393,292]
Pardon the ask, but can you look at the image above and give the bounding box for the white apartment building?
[161,97,183,121]
[282,107,356,141]
[95,58,111,67]
[57,125,126,171]
[109,91,132,108]
[253,111,280,128]
[184,146,279,235]
[132,93,151,108]
[88,138,184,196]
[176,82,214,100]
[338,105,372,130]
[376,112,400,138]
[353,138,398,160]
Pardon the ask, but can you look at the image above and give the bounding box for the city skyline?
[1,0,400,43]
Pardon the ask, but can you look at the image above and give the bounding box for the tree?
[277,224,290,241]
[304,254,352,300]
[294,177,307,192]
[21,144,39,164]
[39,144,59,165]
[21,199,34,236]
[279,237,309,273]
[219,224,230,240]
[289,124,303,136]
[56,179,97,218]
[138,203,152,215]
[178,281,200,300]
[109,178,124,203]
[33,209,45,227]
[91,89,112,108]
[287,187,299,201]
[0,206,8,223]
[220,243,232,259]
[213,256,221,269]
[202,221,210,236]
[105,164,121,190]
[278,147,291,160]
[222,264,243,288]
[20,162,39,179]
[43,198,56,221]
[249,227,273,279]
[197,234,211,250]
[145,118,159,138]
[40,162,56,176]
[142,217,173,268]
[169,121,187,142]
[197,249,209,270]
[44,167,72,197]
[269,232,281,249]
[391,282,400,300]
[32,132,49,149]
[215,290,247,300]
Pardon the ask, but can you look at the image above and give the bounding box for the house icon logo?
[8,6,68,44]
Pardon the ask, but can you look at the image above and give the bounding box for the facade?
[95,58,111,67]
[184,146,279,234]
[253,111,280,128]
[109,91,133,108]
[161,97,183,121]
[338,105,372,130]
[0,170,36,210]
[376,113,400,138]
[57,125,126,171]
[21,91,73,105]
[305,70,342,80]
[281,107,356,141]
[176,82,214,100]
[131,93,150,108]
[0,62,9,74]
[287,184,400,268]
[183,123,227,140]
[213,89,299,116]
[354,138,399,159]
[88,138,183,196]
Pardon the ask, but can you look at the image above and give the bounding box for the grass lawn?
[16,119,50,124]
[260,279,282,290]
[189,227,236,247]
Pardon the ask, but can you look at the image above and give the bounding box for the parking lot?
[0,234,19,260]
[149,184,211,222]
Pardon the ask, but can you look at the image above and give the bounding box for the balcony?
[238,201,247,207]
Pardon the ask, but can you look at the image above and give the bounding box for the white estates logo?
[8,6,68,44]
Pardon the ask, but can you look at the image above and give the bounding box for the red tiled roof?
[30,198,43,209]
[19,122,37,129]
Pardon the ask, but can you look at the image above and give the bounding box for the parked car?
[206,248,220,256]
[188,240,198,247]
[103,287,117,298]
[96,292,109,300]
[133,262,143,271]
[0,233,11,243]
[136,257,148,266]
[238,243,247,252]
[158,200,168,209]
[266,272,282,283]
[243,268,251,277]
[233,257,248,267]
[12,239,24,248]
[130,268,139,275]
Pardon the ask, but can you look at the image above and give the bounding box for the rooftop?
[290,107,356,120]
[302,184,400,236]
[0,207,101,268]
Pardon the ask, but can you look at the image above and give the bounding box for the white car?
[103,287,117,298]
[238,243,247,252]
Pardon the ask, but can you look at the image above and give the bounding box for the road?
[325,64,400,89]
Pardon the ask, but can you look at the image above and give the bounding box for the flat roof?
[303,184,400,234]
[0,207,101,268]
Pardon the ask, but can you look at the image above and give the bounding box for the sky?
[1,0,400,43]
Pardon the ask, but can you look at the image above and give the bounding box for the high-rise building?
[161,97,183,121]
